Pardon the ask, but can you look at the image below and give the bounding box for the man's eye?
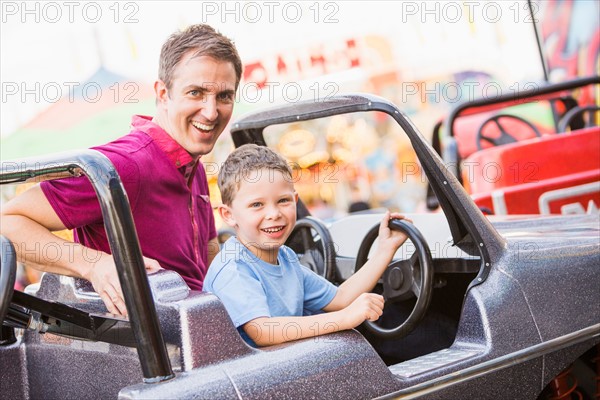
[218,92,234,102]
[189,90,201,96]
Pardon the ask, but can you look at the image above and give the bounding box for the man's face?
[154,53,237,158]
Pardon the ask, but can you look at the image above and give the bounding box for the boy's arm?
[243,292,384,346]
[323,211,410,312]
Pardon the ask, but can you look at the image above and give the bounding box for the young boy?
[204,144,410,347]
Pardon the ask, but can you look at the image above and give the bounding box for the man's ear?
[154,80,168,106]
[293,191,299,203]
[218,205,237,228]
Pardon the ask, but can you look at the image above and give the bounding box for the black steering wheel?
[476,114,541,150]
[286,216,336,282]
[355,219,433,339]
[0,236,17,325]
[558,105,600,132]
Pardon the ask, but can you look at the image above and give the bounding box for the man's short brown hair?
[218,144,293,206]
[159,24,243,90]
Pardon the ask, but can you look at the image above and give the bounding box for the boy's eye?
[279,198,291,203]
[250,202,262,208]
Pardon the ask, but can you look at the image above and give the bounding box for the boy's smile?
[261,225,286,238]
[220,168,298,264]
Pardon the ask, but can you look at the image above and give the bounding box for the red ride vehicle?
[428,76,600,216]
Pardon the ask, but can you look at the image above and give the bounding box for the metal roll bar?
[1,150,174,383]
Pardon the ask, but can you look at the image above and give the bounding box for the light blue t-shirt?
[204,237,338,345]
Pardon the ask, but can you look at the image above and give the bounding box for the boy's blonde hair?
[218,144,293,205]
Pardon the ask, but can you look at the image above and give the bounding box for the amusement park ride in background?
[427,76,600,216]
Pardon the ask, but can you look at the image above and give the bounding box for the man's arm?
[0,184,131,315]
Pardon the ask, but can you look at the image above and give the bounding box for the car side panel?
[119,331,400,400]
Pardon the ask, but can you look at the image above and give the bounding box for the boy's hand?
[377,211,412,255]
[340,292,384,329]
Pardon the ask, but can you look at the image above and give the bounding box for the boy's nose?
[265,205,282,219]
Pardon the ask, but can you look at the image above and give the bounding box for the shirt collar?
[131,115,196,169]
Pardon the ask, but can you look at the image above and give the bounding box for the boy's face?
[154,53,237,159]
[220,168,298,264]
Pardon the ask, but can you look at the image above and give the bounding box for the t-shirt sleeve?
[204,261,271,328]
[41,174,100,229]
[300,263,338,314]
[40,150,141,230]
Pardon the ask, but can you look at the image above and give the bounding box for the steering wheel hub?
[388,267,404,290]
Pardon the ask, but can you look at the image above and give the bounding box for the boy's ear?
[218,204,237,228]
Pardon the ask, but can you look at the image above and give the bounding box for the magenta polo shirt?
[40,115,217,291]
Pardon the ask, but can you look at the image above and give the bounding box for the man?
[0,24,242,316]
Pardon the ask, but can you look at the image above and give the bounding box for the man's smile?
[191,120,216,131]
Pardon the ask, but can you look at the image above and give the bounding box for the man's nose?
[201,96,218,121]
